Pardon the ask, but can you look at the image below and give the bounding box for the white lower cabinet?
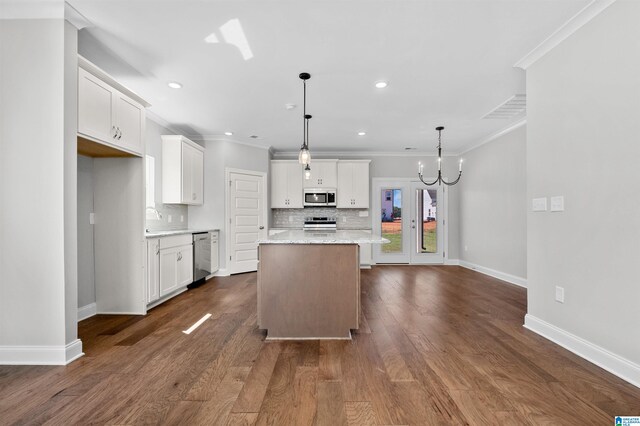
[159,244,193,297]
[148,234,193,305]
[147,238,160,304]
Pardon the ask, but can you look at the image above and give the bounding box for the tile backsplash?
[145,203,189,232]
[272,208,372,230]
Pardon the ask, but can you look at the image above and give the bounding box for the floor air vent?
[483,94,526,119]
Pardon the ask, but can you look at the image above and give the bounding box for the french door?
[373,179,446,264]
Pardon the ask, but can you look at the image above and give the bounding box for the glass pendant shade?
[298,146,311,165]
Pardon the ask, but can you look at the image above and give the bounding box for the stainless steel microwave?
[303,189,337,207]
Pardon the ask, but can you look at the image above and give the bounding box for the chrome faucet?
[146,206,162,220]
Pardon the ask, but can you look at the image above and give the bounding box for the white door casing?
[226,168,267,274]
[372,178,448,265]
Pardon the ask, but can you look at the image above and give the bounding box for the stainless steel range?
[303,216,337,231]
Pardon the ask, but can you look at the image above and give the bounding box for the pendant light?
[298,72,311,165]
[303,113,312,179]
[418,126,463,186]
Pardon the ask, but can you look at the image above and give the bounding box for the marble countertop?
[145,228,219,238]
[257,230,389,244]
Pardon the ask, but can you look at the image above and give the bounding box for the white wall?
[458,125,527,280]
[526,0,640,373]
[77,155,95,308]
[0,17,80,363]
[188,141,270,271]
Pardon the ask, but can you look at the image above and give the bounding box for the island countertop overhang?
[257,229,389,244]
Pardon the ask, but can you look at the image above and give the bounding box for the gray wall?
[458,126,527,279]
[77,155,96,308]
[0,18,77,351]
[527,0,640,365]
[188,141,271,272]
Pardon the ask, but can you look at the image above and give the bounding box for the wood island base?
[257,243,360,339]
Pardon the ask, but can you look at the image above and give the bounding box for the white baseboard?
[524,314,640,388]
[77,302,97,321]
[0,339,84,365]
[445,258,460,266]
[459,260,527,288]
[214,268,230,277]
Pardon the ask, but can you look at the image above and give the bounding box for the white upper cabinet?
[77,59,147,157]
[271,160,303,208]
[303,160,337,188]
[337,160,370,208]
[162,135,205,205]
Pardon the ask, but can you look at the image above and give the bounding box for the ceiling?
[70,0,589,154]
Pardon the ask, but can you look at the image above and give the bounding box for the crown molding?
[271,150,450,159]
[64,1,92,29]
[514,0,617,70]
[459,118,527,156]
[145,110,191,136]
[188,135,272,151]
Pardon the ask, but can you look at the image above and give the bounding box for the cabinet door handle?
[117,127,122,140]
[112,126,118,139]
[156,245,159,256]
[177,252,182,261]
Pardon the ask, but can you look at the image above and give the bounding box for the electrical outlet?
[168,215,172,223]
[343,217,347,223]
[289,216,293,223]
[180,215,184,222]
[550,196,564,212]
[555,286,565,303]
[532,197,547,212]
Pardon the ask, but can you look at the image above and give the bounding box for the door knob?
[411,225,416,229]
[259,226,264,230]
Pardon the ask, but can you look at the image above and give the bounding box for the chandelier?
[418,126,463,186]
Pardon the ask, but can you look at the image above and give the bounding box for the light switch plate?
[342,217,347,223]
[555,286,565,303]
[532,197,547,212]
[180,215,184,222]
[168,215,172,223]
[550,196,564,212]
[89,212,95,225]
[358,210,369,217]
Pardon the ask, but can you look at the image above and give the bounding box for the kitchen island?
[256,230,388,340]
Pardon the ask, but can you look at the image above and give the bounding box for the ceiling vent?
[483,94,526,119]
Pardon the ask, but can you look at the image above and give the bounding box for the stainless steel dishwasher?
[191,231,212,286]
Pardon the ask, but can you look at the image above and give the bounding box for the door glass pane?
[417,189,437,253]
[381,189,402,253]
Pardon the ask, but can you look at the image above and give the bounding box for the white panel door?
[159,247,179,297]
[181,143,195,203]
[351,162,370,208]
[286,162,303,208]
[336,162,353,207]
[229,172,265,274]
[115,93,144,155]
[147,239,160,303]
[78,68,115,143]
[270,162,288,208]
[176,244,193,287]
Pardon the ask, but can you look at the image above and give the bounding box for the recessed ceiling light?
[375,81,388,89]
[168,81,182,89]
[358,132,366,136]
[224,131,233,136]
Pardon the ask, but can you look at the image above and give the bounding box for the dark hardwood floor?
[1,265,639,425]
